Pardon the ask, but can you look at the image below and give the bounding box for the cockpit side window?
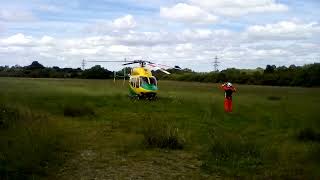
[140,77,148,85]
[140,76,157,86]
[149,77,157,86]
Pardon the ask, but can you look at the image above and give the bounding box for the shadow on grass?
[267,96,282,101]
[63,104,95,117]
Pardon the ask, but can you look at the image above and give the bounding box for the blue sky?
[0,0,319,71]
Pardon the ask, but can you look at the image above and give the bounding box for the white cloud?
[39,36,55,45]
[86,15,137,34]
[189,0,288,16]
[246,21,320,40]
[1,33,33,46]
[38,4,62,13]
[0,23,5,33]
[159,0,288,24]
[180,29,233,42]
[175,43,193,51]
[160,3,218,24]
[111,15,137,29]
[68,48,100,55]
[117,31,173,46]
[0,9,35,22]
[108,45,131,53]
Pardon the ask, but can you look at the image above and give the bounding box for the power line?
[82,59,86,70]
[213,56,220,72]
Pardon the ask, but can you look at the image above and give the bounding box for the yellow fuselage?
[129,67,158,97]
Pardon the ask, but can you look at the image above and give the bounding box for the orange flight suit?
[221,85,236,112]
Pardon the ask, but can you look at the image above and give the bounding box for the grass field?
[0,77,320,179]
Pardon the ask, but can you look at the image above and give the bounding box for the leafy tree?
[264,65,276,74]
[27,61,45,70]
[82,65,113,79]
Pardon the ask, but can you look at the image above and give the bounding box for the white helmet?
[226,82,232,87]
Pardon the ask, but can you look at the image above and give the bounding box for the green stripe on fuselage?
[141,84,158,91]
[129,86,138,95]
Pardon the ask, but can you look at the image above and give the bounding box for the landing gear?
[141,93,157,100]
[129,93,157,100]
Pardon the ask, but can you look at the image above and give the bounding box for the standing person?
[221,82,236,112]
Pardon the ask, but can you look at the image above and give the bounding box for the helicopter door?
[131,77,139,88]
[133,77,137,88]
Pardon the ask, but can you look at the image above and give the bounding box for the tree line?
[0,61,319,87]
[0,61,113,79]
[157,63,320,87]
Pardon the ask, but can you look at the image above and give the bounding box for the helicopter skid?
[129,92,157,100]
[140,92,157,100]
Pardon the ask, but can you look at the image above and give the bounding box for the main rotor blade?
[148,64,171,74]
[150,63,171,68]
[86,60,134,63]
[148,63,181,70]
[158,68,171,74]
[123,62,138,65]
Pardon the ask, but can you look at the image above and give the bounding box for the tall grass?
[202,128,263,176]
[0,105,67,179]
[0,78,320,179]
[142,117,185,149]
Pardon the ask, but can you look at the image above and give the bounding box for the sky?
[0,0,319,71]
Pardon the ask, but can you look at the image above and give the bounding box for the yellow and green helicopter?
[86,59,181,99]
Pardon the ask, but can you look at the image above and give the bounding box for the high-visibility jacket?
[221,86,236,100]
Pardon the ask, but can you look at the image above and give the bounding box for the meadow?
[0,77,320,179]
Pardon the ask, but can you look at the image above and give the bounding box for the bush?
[63,104,95,117]
[297,128,320,142]
[142,118,185,149]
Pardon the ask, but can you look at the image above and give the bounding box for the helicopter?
[86,59,181,99]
